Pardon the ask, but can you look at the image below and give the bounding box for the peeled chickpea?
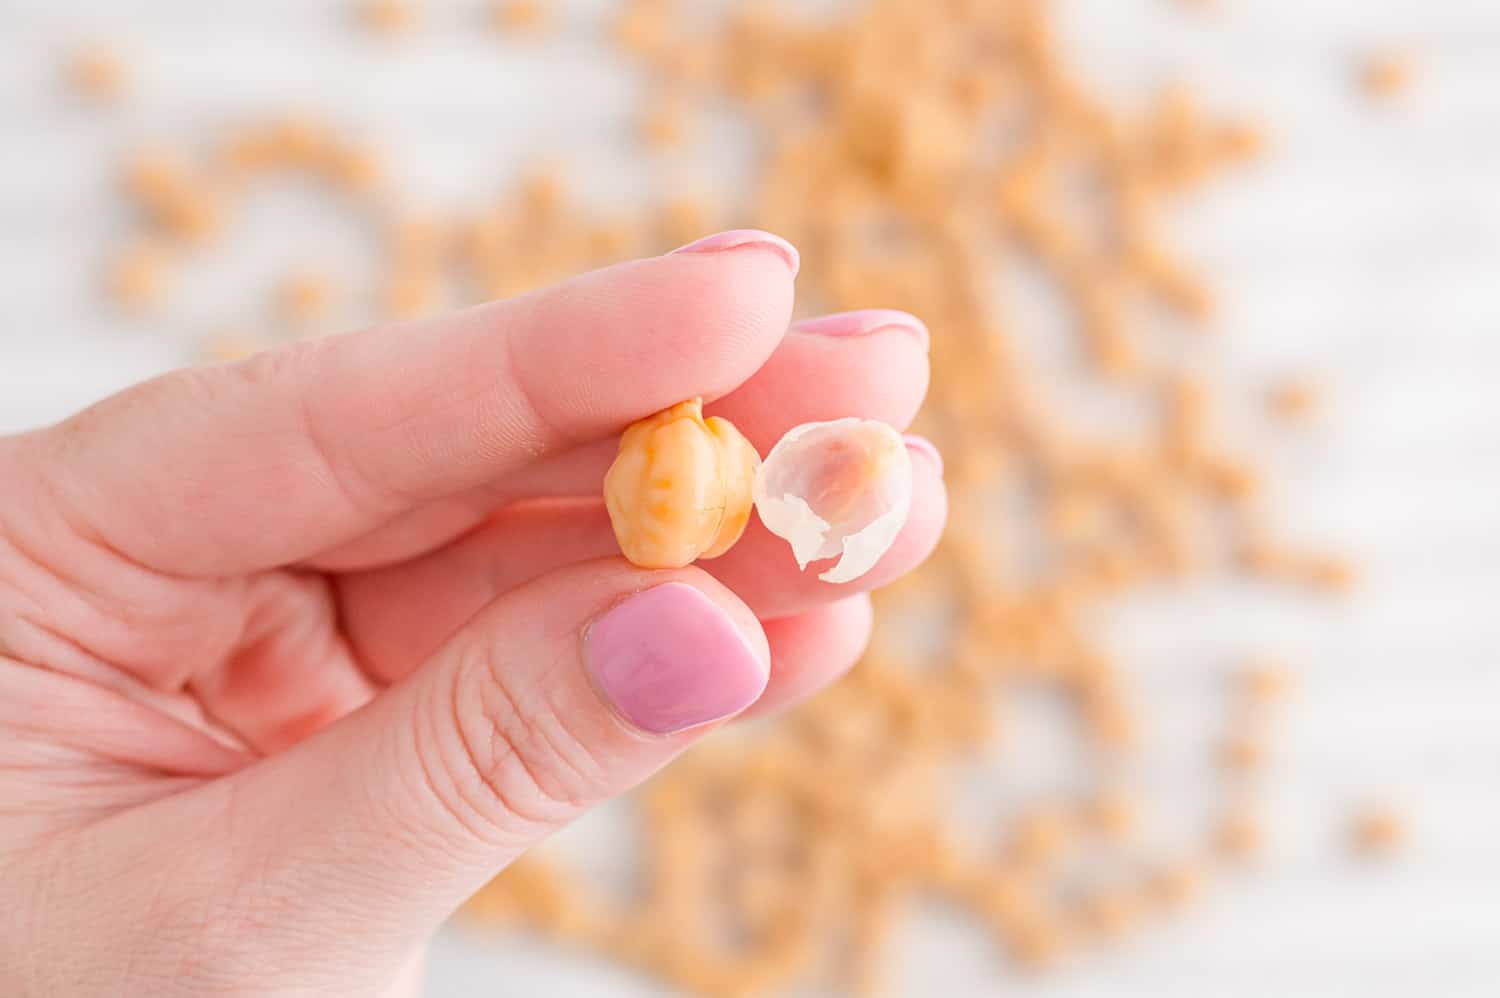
[604,398,760,569]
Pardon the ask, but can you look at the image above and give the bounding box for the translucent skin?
[604,398,761,568]
[751,418,912,583]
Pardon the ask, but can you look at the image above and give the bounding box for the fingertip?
[904,434,944,479]
[510,247,796,431]
[708,310,931,453]
[892,447,949,574]
[749,595,875,718]
[667,228,801,279]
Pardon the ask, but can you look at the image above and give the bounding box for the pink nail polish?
[791,309,930,349]
[904,434,944,477]
[667,229,800,277]
[586,583,768,735]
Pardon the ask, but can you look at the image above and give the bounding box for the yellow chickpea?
[604,399,760,569]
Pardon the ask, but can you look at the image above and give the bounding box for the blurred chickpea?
[359,0,418,34]
[641,97,690,148]
[1149,859,1205,908]
[1351,805,1406,857]
[1008,915,1067,969]
[66,44,127,101]
[108,241,168,311]
[1077,890,1138,938]
[1361,53,1414,100]
[1267,378,1320,422]
[1008,808,1073,866]
[322,143,385,193]
[1242,661,1292,703]
[604,399,760,569]
[1215,808,1262,859]
[277,269,338,326]
[491,0,548,34]
[1085,790,1137,840]
[200,330,264,364]
[1220,733,1264,772]
[122,148,192,206]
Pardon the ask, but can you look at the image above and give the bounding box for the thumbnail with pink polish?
[586,583,767,735]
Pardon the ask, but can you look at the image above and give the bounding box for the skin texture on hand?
[0,235,945,996]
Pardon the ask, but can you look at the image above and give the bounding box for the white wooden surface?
[2,1,1498,996]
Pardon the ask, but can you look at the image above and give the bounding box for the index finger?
[20,232,797,575]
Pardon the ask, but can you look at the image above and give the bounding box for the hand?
[0,233,945,996]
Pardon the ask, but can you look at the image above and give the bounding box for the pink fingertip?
[791,309,930,350]
[904,434,944,477]
[666,229,800,278]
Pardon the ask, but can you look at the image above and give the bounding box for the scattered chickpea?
[1076,889,1140,938]
[277,269,338,326]
[120,149,225,243]
[1241,542,1358,593]
[1148,858,1205,908]
[641,96,690,148]
[1242,661,1292,703]
[491,0,548,35]
[200,330,264,363]
[521,169,567,217]
[1199,457,1261,502]
[107,241,168,311]
[1085,790,1138,841]
[1303,554,1357,593]
[381,272,438,318]
[1220,733,1265,772]
[658,195,715,247]
[1350,806,1407,857]
[1361,53,1414,100]
[1008,915,1068,969]
[359,0,418,35]
[122,149,174,198]
[1215,808,1263,859]
[1008,808,1074,867]
[1268,378,1320,422]
[321,143,385,193]
[1134,242,1216,321]
[587,220,642,261]
[1084,694,1139,748]
[268,116,330,165]
[1213,122,1268,165]
[66,44,127,101]
[614,2,669,58]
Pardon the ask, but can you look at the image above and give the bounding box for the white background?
[1,1,1498,996]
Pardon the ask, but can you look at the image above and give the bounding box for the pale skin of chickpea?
[0,240,946,994]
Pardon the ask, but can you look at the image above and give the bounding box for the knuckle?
[235,341,401,520]
[422,641,611,845]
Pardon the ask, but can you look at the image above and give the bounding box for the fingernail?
[904,434,944,477]
[667,229,800,277]
[586,583,768,735]
[791,309,930,350]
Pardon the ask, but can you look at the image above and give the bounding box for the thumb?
[200,561,766,981]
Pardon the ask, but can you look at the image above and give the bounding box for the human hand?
[0,233,945,996]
